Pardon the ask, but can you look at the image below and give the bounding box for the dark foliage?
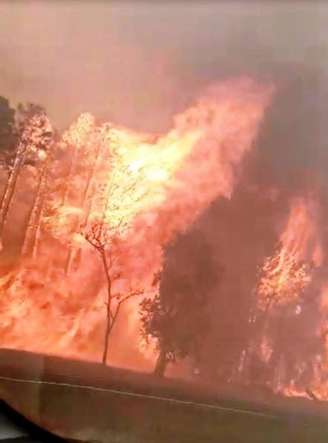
[140,229,223,374]
[0,96,17,167]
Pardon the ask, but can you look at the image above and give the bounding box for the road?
[1,349,328,442]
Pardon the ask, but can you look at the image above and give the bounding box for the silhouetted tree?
[140,230,221,377]
[84,221,143,365]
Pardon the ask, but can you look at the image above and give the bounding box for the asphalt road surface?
[1,349,328,442]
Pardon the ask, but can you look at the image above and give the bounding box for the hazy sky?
[0,1,327,132]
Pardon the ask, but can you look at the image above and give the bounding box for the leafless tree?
[84,221,142,364]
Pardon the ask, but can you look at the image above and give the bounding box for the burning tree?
[0,78,274,372]
[0,96,17,167]
[80,130,161,365]
[64,123,104,274]
[256,247,312,386]
[242,198,321,391]
[0,104,53,245]
[21,118,56,258]
[257,245,312,315]
[59,114,99,273]
[84,221,143,365]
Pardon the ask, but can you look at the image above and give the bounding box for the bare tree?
[84,221,142,364]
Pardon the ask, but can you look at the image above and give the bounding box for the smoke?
[0,2,327,133]
[1,2,327,198]
[1,2,325,190]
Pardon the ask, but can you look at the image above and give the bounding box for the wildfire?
[0,77,273,371]
[257,197,322,312]
[253,197,327,399]
[312,284,328,399]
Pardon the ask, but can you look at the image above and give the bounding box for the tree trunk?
[154,349,168,377]
[21,152,50,257]
[0,140,28,241]
[61,145,78,272]
[61,144,78,205]
[102,299,111,365]
[65,142,102,275]
[101,248,112,365]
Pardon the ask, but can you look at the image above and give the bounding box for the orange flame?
[257,197,322,312]
[0,77,273,371]
[256,197,327,399]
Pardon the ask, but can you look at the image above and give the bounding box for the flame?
[312,284,328,398]
[257,197,322,312]
[0,77,273,371]
[254,197,328,398]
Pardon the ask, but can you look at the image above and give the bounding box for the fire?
[312,284,328,399]
[0,77,273,371]
[252,197,326,398]
[257,197,322,313]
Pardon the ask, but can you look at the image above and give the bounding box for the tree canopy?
[0,96,17,166]
[140,229,222,375]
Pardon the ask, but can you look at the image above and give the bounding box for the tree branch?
[111,290,143,329]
